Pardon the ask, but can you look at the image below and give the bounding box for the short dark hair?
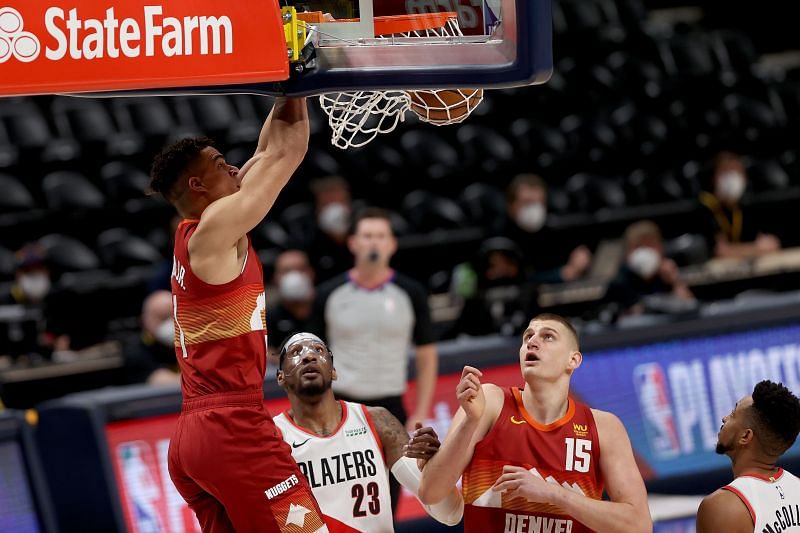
[506,173,547,206]
[149,137,215,201]
[350,207,393,236]
[531,313,579,351]
[750,380,800,456]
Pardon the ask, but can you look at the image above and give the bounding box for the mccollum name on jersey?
[295,450,379,489]
[762,503,800,533]
[504,513,574,533]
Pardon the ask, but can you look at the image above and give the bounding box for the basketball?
[407,89,484,125]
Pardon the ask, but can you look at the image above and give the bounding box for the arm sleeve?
[395,274,436,345]
[391,457,464,526]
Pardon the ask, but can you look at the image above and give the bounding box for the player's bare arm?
[367,406,412,467]
[189,97,309,283]
[696,489,754,533]
[419,366,504,504]
[493,409,652,533]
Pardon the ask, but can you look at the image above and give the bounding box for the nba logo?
[633,363,681,458]
[117,442,166,533]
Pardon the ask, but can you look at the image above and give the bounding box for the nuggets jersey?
[273,401,394,533]
[724,468,800,532]
[462,387,604,533]
[171,220,268,399]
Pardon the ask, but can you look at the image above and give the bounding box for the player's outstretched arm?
[367,408,464,526]
[696,489,753,533]
[494,409,652,533]
[192,97,309,252]
[418,366,503,505]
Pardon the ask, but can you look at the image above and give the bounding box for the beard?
[296,375,332,397]
[715,440,732,455]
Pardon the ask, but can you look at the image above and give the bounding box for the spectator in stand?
[121,290,180,385]
[450,237,537,337]
[699,151,781,259]
[605,220,694,318]
[0,244,70,358]
[307,175,354,283]
[266,249,316,362]
[502,174,592,283]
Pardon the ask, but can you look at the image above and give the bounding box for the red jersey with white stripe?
[171,220,268,399]
[273,401,394,533]
[462,387,604,533]
[724,468,800,532]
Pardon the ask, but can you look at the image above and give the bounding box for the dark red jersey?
[170,220,268,399]
[462,387,604,533]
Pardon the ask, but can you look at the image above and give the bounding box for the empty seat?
[0,98,52,150]
[38,234,100,273]
[458,183,506,231]
[401,190,468,232]
[0,173,35,211]
[100,161,149,202]
[663,233,709,266]
[42,171,104,210]
[96,228,163,272]
[0,246,16,281]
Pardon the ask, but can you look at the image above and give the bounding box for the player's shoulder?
[697,488,753,531]
[590,409,628,438]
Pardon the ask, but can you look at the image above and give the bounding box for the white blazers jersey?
[273,401,394,533]
[724,468,800,533]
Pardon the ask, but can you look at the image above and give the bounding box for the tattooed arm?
[366,406,408,467]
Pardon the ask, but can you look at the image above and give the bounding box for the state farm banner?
[0,1,288,97]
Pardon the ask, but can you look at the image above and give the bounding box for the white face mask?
[318,202,351,236]
[515,203,547,233]
[627,247,661,278]
[716,171,746,202]
[19,273,50,301]
[278,270,313,302]
[154,319,175,347]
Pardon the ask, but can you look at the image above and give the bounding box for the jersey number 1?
[565,438,591,473]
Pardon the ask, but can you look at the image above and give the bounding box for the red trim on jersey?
[178,218,200,227]
[321,513,362,533]
[362,404,387,465]
[511,387,575,431]
[740,468,784,482]
[281,400,349,439]
[722,485,757,526]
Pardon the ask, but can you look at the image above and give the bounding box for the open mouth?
[301,364,321,377]
[525,352,539,363]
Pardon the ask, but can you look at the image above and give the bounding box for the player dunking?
[149,98,327,532]
[418,313,653,532]
[697,380,800,533]
[273,332,463,532]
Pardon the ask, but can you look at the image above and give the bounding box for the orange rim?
[296,11,458,37]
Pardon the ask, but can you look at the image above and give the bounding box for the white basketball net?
[318,15,485,149]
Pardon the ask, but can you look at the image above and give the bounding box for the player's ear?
[276,369,286,386]
[187,175,206,192]
[739,427,755,446]
[331,367,337,382]
[567,350,582,372]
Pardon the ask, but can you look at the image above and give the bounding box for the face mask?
[19,273,50,301]
[318,202,350,236]
[627,247,661,278]
[716,171,746,202]
[515,203,546,233]
[278,270,313,302]
[154,319,175,347]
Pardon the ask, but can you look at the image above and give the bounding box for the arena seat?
[42,171,105,210]
[0,173,36,211]
[38,234,101,274]
[96,228,163,273]
[100,162,150,203]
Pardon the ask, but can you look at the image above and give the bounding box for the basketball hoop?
[311,12,485,149]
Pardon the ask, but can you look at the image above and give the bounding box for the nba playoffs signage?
[0,1,288,96]
[571,324,800,479]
